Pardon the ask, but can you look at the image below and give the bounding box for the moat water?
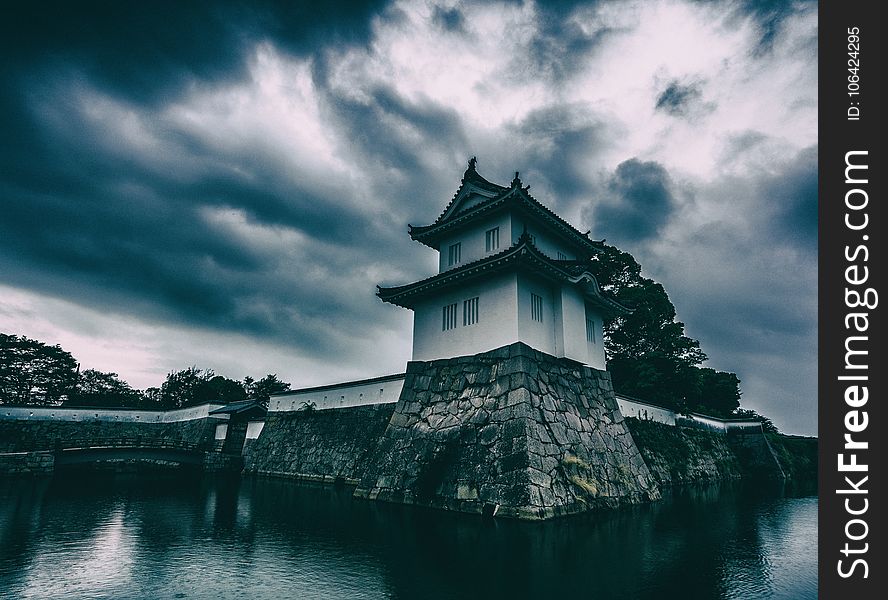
[0,471,816,600]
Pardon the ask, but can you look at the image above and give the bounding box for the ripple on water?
[0,474,816,600]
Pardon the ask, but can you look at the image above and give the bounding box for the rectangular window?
[531,293,544,322]
[448,243,461,266]
[442,303,457,330]
[557,251,567,261]
[528,234,537,245]
[463,297,479,326]
[586,318,596,343]
[485,227,500,252]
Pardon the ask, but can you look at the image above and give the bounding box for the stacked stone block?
[355,342,660,520]
[243,403,396,484]
[0,418,219,453]
[625,418,743,486]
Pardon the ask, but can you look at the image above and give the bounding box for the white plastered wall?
[516,273,557,357]
[412,272,518,361]
[510,214,577,261]
[438,213,512,272]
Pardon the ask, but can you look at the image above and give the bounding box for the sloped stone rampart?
[625,418,742,486]
[0,418,219,453]
[354,343,660,520]
[243,404,396,483]
[726,428,786,479]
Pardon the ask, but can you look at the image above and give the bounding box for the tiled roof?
[209,399,266,415]
[378,233,629,314]
[408,159,603,254]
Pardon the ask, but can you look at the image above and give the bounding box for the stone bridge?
[52,438,208,467]
[0,402,265,475]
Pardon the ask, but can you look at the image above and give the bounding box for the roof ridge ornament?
[467,156,477,172]
[511,171,522,189]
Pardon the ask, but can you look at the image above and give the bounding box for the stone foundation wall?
[0,418,220,453]
[726,428,786,479]
[243,404,396,483]
[355,343,660,520]
[625,418,742,487]
[0,451,55,475]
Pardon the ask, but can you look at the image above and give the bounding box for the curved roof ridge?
[409,160,604,253]
[429,157,508,225]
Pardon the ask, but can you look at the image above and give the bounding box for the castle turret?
[378,158,629,369]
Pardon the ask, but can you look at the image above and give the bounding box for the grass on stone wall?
[766,434,818,482]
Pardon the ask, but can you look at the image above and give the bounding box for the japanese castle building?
[378,158,629,371]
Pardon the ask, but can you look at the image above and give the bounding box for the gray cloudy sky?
[0,0,817,434]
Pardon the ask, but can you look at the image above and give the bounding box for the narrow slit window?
[557,251,567,261]
[485,227,500,252]
[442,303,458,330]
[586,318,596,343]
[448,243,462,266]
[531,293,544,322]
[463,297,479,326]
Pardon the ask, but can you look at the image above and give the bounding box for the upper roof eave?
[378,234,630,314]
[409,173,604,253]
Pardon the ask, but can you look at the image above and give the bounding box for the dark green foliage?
[2,332,291,409]
[766,434,817,481]
[0,333,78,405]
[588,245,741,417]
[607,354,701,414]
[154,367,246,410]
[692,369,741,416]
[64,369,144,408]
[244,374,291,406]
[624,417,742,486]
[733,408,779,434]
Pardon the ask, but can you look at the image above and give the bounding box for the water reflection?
[0,473,816,600]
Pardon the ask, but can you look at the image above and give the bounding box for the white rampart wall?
[269,375,406,412]
[616,396,677,426]
[0,403,227,423]
[616,395,763,433]
[267,373,759,435]
[680,413,729,432]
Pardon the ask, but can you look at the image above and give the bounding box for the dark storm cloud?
[0,0,426,360]
[759,146,817,250]
[517,1,614,82]
[656,218,817,433]
[324,86,467,177]
[593,159,677,244]
[655,80,713,118]
[505,104,614,206]
[716,137,817,251]
[707,0,817,54]
[1,0,389,106]
[432,6,466,32]
[0,151,393,356]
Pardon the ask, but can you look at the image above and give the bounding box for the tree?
[153,367,247,410]
[64,369,143,408]
[691,368,741,417]
[587,245,741,416]
[0,333,78,405]
[244,374,290,406]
